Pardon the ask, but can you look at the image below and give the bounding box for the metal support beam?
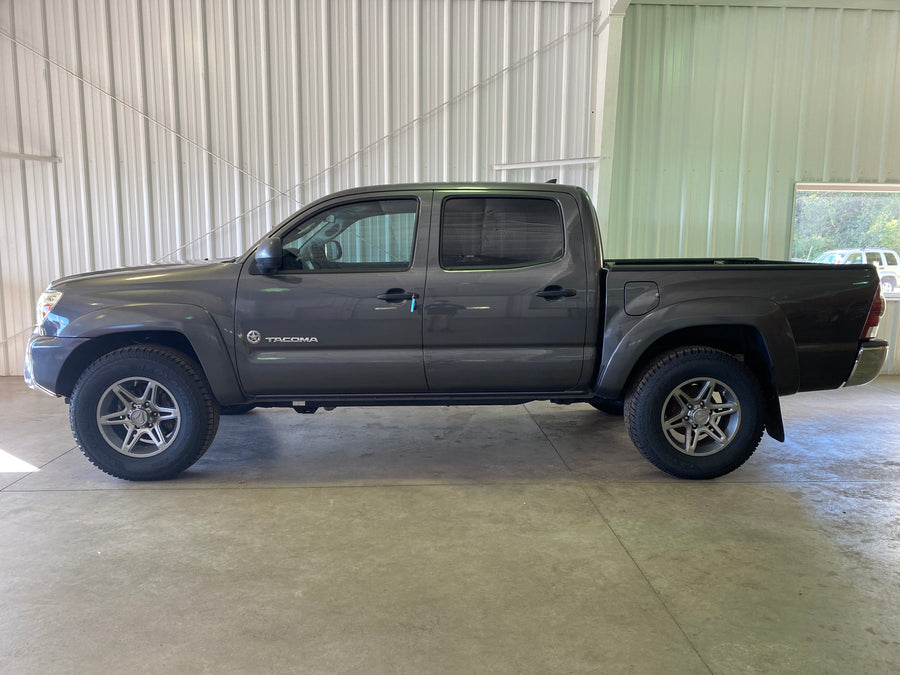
[492,156,602,171]
[588,0,630,235]
[0,151,62,163]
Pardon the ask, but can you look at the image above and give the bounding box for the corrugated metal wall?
[0,0,596,376]
[608,3,900,259]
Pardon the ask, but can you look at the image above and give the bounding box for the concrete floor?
[1,376,899,674]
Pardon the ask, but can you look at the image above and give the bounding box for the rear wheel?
[624,347,765,479]
[70,346,220,480]
[882,278,896,294]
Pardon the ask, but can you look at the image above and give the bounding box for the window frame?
[276,197,421,274]
[438,195,567,271]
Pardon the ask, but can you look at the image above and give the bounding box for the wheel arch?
[55,304,246,406]
[58,331,197,397]
[596,298,797,442]
[635,326,785,441]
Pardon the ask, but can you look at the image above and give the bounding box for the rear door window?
[440,197,564,269]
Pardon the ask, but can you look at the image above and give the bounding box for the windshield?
[813,251,848,264]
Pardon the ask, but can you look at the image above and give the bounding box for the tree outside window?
[791,184,900,262]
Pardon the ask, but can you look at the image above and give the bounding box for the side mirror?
[254,238,282,275]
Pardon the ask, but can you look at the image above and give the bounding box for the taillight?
[862,291,885,339]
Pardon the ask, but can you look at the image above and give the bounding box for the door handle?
[377,289,418,303]
[535,285,577,300]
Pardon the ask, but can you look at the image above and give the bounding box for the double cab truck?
[25,183,888,481]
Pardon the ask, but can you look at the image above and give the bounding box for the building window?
[791,184,900,294]
[791,183,900,262]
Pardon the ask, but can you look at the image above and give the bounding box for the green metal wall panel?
[609,3,900,259]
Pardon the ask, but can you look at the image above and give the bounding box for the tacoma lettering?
[264,337,319,343]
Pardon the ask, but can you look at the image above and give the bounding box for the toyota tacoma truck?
[25,183,888,481]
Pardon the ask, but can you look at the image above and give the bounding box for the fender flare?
[59,303,244,405]
[596,296,799,401]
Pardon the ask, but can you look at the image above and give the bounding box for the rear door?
[422,189,591,392]
[235,191,430,396]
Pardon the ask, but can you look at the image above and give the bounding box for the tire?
[69,346,220,481]
[882,278,896,294]
[220,403,256,415]
[624,347,765,479]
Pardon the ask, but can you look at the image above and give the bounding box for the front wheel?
[624,347,765,479]
[69,346,220,480]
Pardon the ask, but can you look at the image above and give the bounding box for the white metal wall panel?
[609,3,900,259]
[0,0,596,376]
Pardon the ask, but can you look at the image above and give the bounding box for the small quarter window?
[440,197,564,269]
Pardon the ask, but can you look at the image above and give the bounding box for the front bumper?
[24,334,90,397]
[843,339,889,387]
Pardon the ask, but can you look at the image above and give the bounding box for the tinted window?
[885,252,899,266]
[845,252,863,264]
[865,251,882,265]
[440,197,564,269]
[281,199,417,272]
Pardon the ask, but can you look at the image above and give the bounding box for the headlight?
[36,290,63,325]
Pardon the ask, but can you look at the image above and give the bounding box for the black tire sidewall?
[70,348,216,480]
[626,349,765,479]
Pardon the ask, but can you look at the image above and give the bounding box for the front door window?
[279,199,418,273]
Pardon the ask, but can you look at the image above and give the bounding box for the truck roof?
[314,182,583,201]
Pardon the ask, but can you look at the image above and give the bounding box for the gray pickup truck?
[26,183,888,481]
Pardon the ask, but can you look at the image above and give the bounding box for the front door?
[235,193,430,396]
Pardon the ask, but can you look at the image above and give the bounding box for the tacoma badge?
[265,336,319,343]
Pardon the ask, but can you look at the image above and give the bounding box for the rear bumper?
[24,334,89,397]
[843,339,888,387]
